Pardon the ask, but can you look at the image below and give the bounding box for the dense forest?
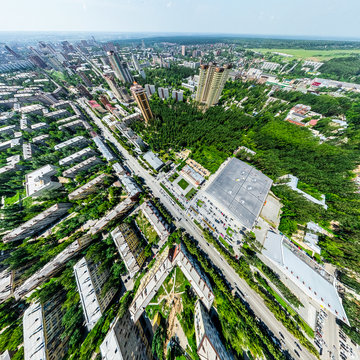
[137,65,196,88]
[320,56,360,83]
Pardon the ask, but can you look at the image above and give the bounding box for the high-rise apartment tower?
[195,63,231,109]
[130,84,153,124]
[107,51,133,83]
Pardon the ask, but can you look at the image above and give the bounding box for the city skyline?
[1,0,360,39]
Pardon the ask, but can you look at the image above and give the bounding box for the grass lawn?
[169,172,179,182]
[152,285,165,303]
[136,212,159,244]
[175,268,190,293]
[185,188,197,200]
[226,227,234,237]
[197,200,204,207]
[178,178,189,190]
[250,48,360,61]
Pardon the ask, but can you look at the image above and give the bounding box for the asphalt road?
[83,101,317,360]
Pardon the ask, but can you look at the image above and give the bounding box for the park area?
[146,268,198,359]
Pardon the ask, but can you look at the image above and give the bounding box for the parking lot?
[188,192,245,251]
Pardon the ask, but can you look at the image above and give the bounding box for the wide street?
[81,98,317,360]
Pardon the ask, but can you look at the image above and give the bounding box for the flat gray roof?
[205,158,272,229]
[143,151,164,171]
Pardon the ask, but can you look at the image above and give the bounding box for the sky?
[1,0,360,39]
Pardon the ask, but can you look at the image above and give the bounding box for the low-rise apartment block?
[68,173,107,200]
[19,104,44,115]
[0,125,16,135]
[74,257,116,331]
[30,122,48,131]
[31,135,49,144]
[111,223,146,278]
[100,311,148,360]
[44,109,70,120]
[194,300,232,360]
[143,151,164,171]
[62,156,102,178]
[2,203,72,243]
[59,147,95,166]
[23,296,69,360]
[54,135,87,150]
[0,138,21,151]
[181,164,205,186]
[23,143,33,160]
[141,201,170,243]
[0,154,20,175]
[90,197,136,235]
[118,175,142,199]
[112,162,126,176]
[56,115,80,125]
[25,164,62,197]
[92,136,115,161]
[59,119,85,131]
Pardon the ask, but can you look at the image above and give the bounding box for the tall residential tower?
[195,63,231,109]
[130,84,153,124]
[107,51,134,83]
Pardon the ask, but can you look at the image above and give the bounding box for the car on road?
[294,349,300,357]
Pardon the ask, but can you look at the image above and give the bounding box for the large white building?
[25,164,62,197]
[262,231,349,324]
[203,158,272,230]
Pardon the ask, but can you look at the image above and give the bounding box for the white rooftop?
[25,164,60,197]
[143,151,164,171]
[74,257,102,331]
[23,302,46,360]
[262,232,348,324]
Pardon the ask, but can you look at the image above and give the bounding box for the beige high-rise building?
[181,45,186,56]
[195,63,231,109]
[130,84,153,124]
